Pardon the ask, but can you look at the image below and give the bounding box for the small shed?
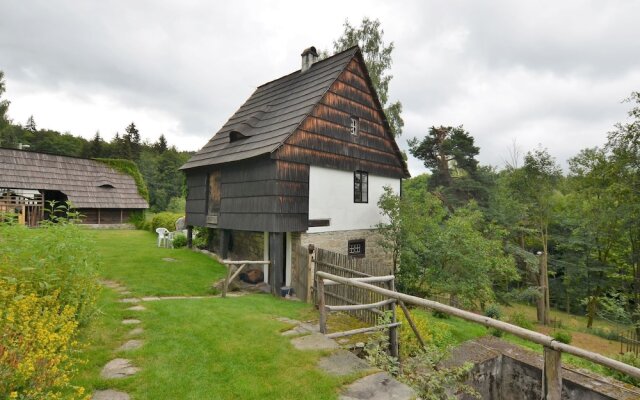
[0,148,149,226]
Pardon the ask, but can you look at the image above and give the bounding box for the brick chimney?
[301,46,319,72]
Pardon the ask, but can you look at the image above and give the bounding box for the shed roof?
[0,148,149,209]
[181,47,373,170]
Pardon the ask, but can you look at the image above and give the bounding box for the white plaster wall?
[307,165,400,233]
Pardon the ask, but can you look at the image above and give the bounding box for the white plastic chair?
[156,227,170,248]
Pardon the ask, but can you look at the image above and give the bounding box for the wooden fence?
[313,247,392,326]
[316,271,640,400]
[620,328,640,356]
[291,245,311,301]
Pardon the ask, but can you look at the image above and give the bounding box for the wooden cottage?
[0,148,148,226]
[181,46,409,295]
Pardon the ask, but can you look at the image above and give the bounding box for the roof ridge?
[256,46,359,89]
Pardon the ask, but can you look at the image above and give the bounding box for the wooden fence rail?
[316,271,640,400]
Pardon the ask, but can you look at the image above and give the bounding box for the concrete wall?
[307,165,400,233]
[449,337,634,400]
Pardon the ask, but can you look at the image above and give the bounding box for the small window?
[348,239,365,257]
[350,116,359,135]
[354,171,368,203]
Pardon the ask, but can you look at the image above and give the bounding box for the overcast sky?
[1,1,639,175]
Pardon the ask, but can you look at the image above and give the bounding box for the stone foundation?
[300,229,392,271]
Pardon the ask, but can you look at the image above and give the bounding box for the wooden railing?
[316,271,640,400]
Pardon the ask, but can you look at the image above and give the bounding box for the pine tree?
[154,134,168,153]
[25,115,37,133]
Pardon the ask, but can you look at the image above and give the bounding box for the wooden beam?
[269,232,285,295]
[306,244,315,303]
[325,299,395,312]
[322,275,395,286]
[222,260,270,265]
[398,301,426,349]
[326,322,401,339]
[187,226,193,249]
[543,346,562,400]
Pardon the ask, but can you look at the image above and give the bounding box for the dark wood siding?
[185,170,207,227]
[185,157,309,232]
[78,208,132,224]
[273,58,406,178]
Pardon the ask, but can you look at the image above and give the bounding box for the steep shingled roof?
[0,148,149,209]
[181,47,361,170]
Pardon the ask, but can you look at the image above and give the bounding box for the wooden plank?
[543,346,562,400]
[326,299,395,312]
[399,301,426,349]
[318,277,327,334]
[326,322,402,339]
[269,232,285,295]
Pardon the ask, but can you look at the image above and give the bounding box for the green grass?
[84,229,226,296]
[73,229,353,399]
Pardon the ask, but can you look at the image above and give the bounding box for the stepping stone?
[119,298,141,303]
[157,296,188,300]
[318,350,372,376]
[128,327,144,336]
[122,319,141,325]
[118,339,143,351]
[141,296,161,301]
[119,290,132,295]
[162,257,177,262]
[126,305,146,311]
[291,333,340,351]
[339,372,415,400]
[276,317,302,325]
[99,280,121,289]
[100,358,140,379]
[93,389,130,400]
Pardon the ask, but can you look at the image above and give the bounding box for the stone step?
[100,358,140,379]
[339,372,416,400]
[93,389,130,400]
[318,350,373,376]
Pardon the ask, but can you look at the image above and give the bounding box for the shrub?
[172,233,187,248]
[167,196,186,213]
[508,312,534,330]
[0,282,86,399]
[95,158,149,201]
[552,330,572,344]
[484,304,502,320]
[609,352,640,386]
[397,307,453,358]
[0,217,96,399]
[431,310,450,319]
[150,212,183,232]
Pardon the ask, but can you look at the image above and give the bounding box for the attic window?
[229,130,247,142]
[350,117,359,135]
[99,184,114,189]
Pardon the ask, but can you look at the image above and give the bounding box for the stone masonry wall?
[300,229,393,271]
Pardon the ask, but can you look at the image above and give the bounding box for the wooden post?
[268,232,285,296]
[222,263,233,298]
[318,277,327,334]
[542,346,562,400]
[389,278,399,359]
[398,301,425,348]
[306,244,315,303]
[219,229,231,259]
[187,226,193,249]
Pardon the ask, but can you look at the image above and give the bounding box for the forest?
[378,92,640,334]
[0,70,190,212]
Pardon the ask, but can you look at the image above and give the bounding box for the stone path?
[95,280,148,400]
[277,317,415,400]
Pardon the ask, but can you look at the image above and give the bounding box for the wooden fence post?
[186,226,193,249]
[542,346,562,400]
[388,278,399,359]
[318,277,327,334]
[306,244,315,303]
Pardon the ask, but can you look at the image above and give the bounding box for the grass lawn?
[73,229,354,399]
[84,229,226,296]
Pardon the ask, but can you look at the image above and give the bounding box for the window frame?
[350,116,359,136]
[347,239,366,257]
[353,170,368,203]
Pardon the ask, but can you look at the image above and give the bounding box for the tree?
[0,71,10,128]
[333,17,404,136]
[505,148,562,325]
[86,131,104,158]
[154,134,168,153]
[409,125,486,208]
[25,115,37,133]
[124,122,141,160]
